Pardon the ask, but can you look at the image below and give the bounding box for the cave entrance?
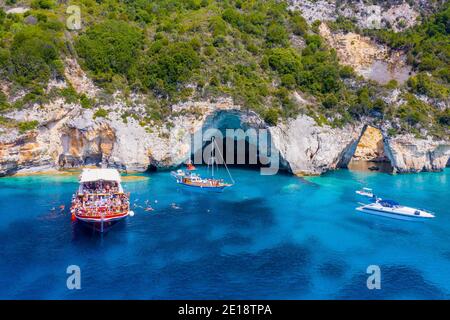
[347,125,393,173]
[192,137,269,169]
[190,111,287,173]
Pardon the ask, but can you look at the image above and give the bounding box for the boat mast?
[211,136,215,178]
[213,136,235,185]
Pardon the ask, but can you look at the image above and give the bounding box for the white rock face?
[318,23,412,85]
[0,96,240,175]
[270,115,364,175]
[288,0,336,23]
[288,0,424,31]
[5,7,30,14]
[64,58,99,98]
[339,2,420,31]
[1,97,449,176]
[384,134,450,173]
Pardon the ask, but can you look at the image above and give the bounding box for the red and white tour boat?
[70,168,133,232]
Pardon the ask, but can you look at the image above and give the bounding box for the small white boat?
[356,187,374,198]
[356,199,435,221]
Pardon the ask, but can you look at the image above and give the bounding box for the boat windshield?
[379,200,400,207]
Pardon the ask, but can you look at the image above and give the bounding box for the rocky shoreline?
[1,95,449,177]
[1,1,448,177]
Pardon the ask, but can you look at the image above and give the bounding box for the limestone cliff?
[0,95,239,175]
[270,115,364,175]
[289,0,440,31]
[0,0,448,177]
[384,134,450,173]
[1,97,449,176]
[318,23,412,84]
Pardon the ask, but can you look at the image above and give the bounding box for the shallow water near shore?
[0,167,449,299]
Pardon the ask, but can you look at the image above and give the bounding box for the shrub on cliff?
[266,23,289,47]
[438,109,450,127]
[0,8,5,25]
[76,20,143,81]
[0,91,9,112]
[93,108,109,119]
[408,73,449,99]
[31,0,55,10]
[137,41,200,98]
[17,120,39,133]
[266,48,302,77]
[289,12,308,36]
[365,3,450,92]
[10,26,60,86]
[264,107,279,126]
[397,95,432,128]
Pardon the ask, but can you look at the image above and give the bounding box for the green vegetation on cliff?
[365,3,450,99]
[0,1,448,137]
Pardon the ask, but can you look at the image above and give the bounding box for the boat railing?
[76,191,127,197]
[75,205,129,217]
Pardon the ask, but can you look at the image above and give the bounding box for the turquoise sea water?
[0,167,449,299]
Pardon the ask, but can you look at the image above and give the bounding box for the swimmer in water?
[171,203,181,210]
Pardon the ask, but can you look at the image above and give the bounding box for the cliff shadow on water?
[189,110,291,173]
[345,125,394,174]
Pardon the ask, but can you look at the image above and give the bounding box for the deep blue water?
[0,167,449,299]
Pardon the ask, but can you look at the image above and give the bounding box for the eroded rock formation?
[352,126,387,162]
[318,23,412,84]
[384,134,450,173]
[1,99,449,176]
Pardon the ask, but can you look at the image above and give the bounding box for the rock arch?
[346,124,394,172]
[189,110,290,173]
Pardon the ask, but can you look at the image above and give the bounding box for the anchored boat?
[356,199,435,221]
[356,187,374,198]
[70,168,133,232]
[171,170,232,192]
[171,137,234,193]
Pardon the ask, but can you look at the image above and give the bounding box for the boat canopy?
[80,168,121,183]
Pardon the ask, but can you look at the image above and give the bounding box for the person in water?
[171,203,181,210]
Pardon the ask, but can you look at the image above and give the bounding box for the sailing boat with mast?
[171,137,234,193]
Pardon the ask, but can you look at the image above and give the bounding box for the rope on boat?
[213,137,235,185]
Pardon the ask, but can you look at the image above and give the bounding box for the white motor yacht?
[356,199,435,221]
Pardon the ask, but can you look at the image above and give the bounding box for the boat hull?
[356,207,433,221]
[177,181,230,193]
[75,212,130,232]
